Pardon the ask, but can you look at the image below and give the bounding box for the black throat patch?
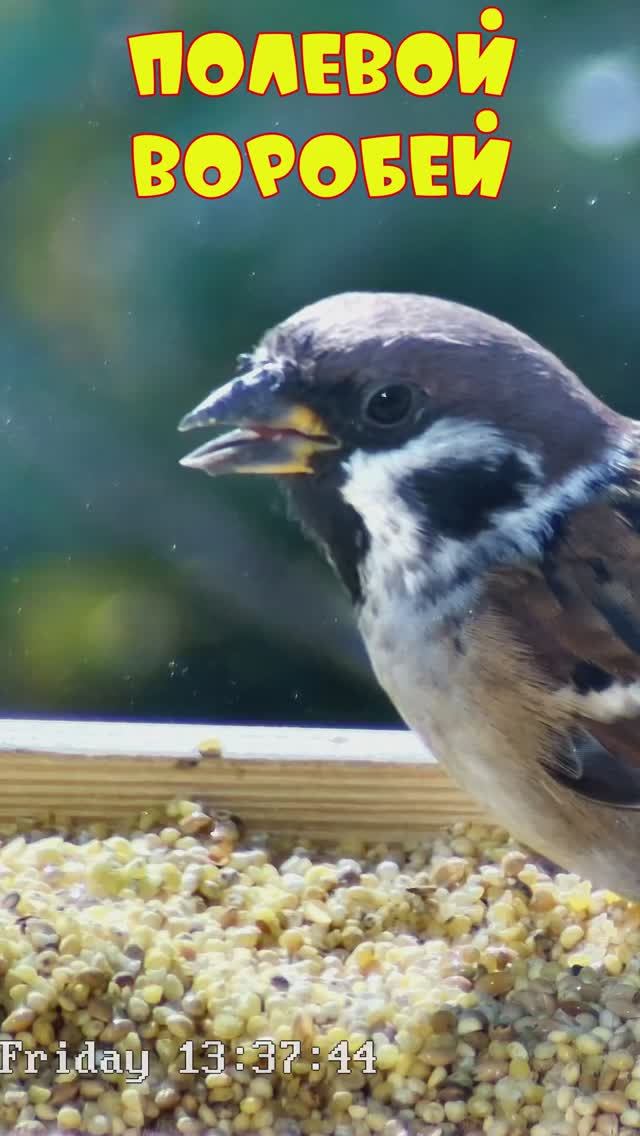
[284,476,370,605]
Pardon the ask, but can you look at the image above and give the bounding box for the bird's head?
[179,292,623,608]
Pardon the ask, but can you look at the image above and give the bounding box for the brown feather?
[487,469,640,797]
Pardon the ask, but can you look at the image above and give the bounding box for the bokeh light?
[554,54,640,151]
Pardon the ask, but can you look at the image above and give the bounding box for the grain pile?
[2,805,640,1135]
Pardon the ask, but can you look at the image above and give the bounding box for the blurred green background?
[1,0,638,726]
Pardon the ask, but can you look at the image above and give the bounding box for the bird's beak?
[178,369,338,476]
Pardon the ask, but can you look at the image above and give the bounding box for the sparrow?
[179,291,640,898]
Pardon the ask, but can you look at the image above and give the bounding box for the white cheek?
[341,460,422,564]
[340,467,423,609]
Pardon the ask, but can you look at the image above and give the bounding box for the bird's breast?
[358,588,527,804]
[357,589,640,893]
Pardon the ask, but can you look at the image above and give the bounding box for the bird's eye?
[363,384,414,427]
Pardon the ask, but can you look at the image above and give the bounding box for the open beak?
[178,369,338,476]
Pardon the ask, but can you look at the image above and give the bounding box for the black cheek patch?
[571,661,613,695]
[400,452,535,540]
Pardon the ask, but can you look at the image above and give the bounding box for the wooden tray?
[0,719,483,839]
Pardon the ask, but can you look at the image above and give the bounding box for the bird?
[178,290,640,898]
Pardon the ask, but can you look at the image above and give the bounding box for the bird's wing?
[489,473,640,807]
